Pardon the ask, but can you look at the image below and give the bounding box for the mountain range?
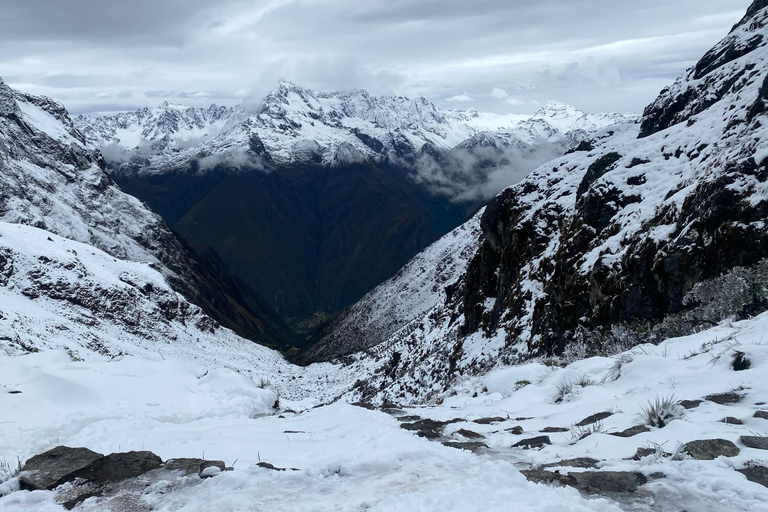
[74,87,637,332]
[2,2,768,510]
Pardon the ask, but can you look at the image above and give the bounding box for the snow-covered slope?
[0,220,347,400]
[309,0,768,403]
[303,209,484,363]
[0,77,296,348]
[74,102,243,159]
[75,83,637,174]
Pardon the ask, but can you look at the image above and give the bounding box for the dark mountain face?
[0,78,298,351]
[460,0,768,357]
[114,162,471,331]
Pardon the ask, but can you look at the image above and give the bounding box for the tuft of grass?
[0,456,22,485]
[514,380,531,391]
[554,380,574,403]
[640,395,685,428]
[570,420,605,441]
[603,354,633,384]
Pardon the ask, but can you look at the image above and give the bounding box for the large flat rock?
[19,446,104,491]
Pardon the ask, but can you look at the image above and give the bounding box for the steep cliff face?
[462,0,768,356]
[0,78,298,349]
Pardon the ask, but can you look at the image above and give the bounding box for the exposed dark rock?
[680,400,704,410]
[542,458,600,469]
[74,451,162,483]
[400,418,462,439]
[441,441,488,453]
[569,471,648,494]
[721,417,744,425]
[610,425,651,438]
[506,426,524,435]
[163,458,226,476]
[19,446,104,491]
[256,462,297,472]
[456,428,484,439]
[737,465,768,487]
[633,447,670,460]
[576,153,623,198]
[513,436,551,449]
[520,469,573,486]
[541,427,569,433]
[741,436,768,450]
[706,392,745,405]
[396,415,422,422]
[756,410,768,419]
[472,416,506,425]
[683,439,740,459]
[575,411,613,427]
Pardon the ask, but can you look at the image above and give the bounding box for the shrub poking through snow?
[732,351,751,371]
[640,395,685,428]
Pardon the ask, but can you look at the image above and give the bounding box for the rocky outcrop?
[458,0,768,357]
[0,78,297,349]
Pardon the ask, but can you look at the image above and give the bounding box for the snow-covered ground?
[2,312,767,510]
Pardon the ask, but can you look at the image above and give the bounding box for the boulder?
[73,451,162,482]
[505,426,524,435]
[680,400,703,410]
[610,425,650,438]
[737,466,768,487]
[441,441,488,453]
[19,446,104,491]
[721,417,744,425]
[682,439,740,460]
[456,428,484,439]
[754,410,768,420]
[513,436,551,449]
[541,427,569,433]
[741,436,768,450]
[575,411,613,427]
[542,458,600,469]
[569,471,647,493]
[705,392,745,405]
[473,417,506,425]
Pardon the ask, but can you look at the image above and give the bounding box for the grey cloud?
[0,0,752,115]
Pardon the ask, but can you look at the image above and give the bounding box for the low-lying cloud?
[407,139,567,202]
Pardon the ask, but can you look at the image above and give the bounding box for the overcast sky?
[0,0,751,116]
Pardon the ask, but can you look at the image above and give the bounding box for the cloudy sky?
[0,0,751,115]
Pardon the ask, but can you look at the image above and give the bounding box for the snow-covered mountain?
[0,77,297,348]
[74,102,243,160]
[72,85,636,329]
[74,84,637,173]
[306,0,768,405]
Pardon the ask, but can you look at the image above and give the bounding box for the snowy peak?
[75,83,638,174]
[75,101,244,155]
